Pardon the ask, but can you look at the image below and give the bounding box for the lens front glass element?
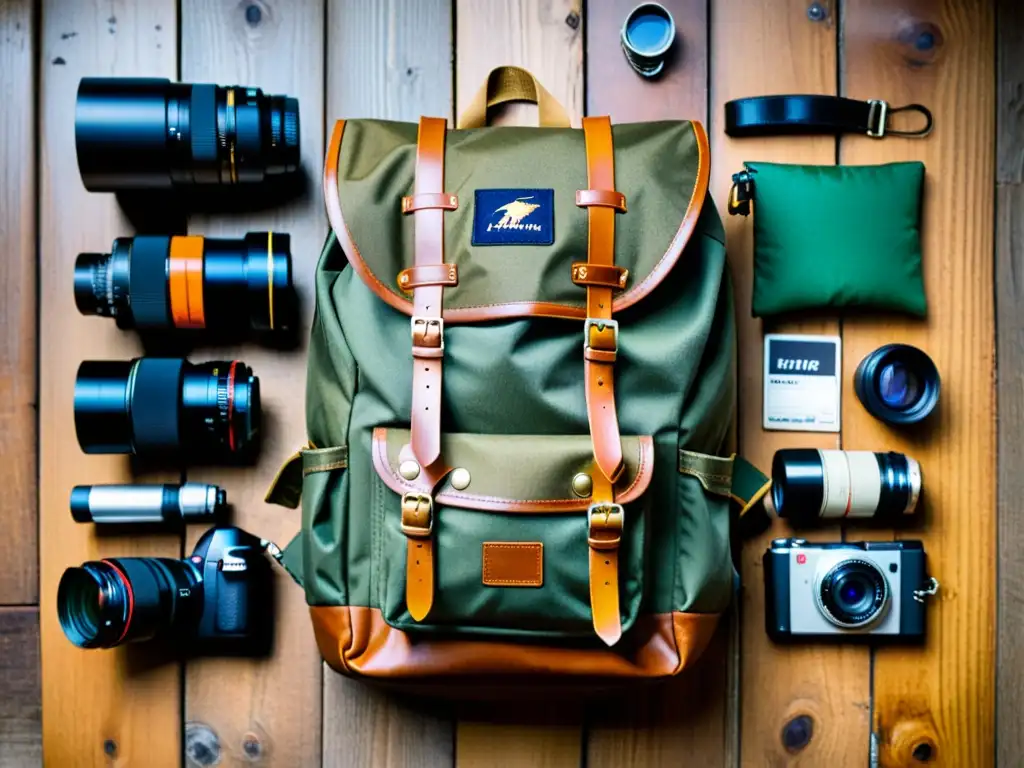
[818,559,888,628]
[878,362,921,410]
[57,563,130,649]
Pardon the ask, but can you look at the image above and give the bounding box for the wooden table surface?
[0,0,1016,765]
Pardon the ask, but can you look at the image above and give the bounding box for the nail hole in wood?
[913,743,934,762]
[104,740,117,757]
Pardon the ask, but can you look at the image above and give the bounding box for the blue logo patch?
[472,188,554,246]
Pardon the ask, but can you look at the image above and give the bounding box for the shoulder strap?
[724,95,932,139]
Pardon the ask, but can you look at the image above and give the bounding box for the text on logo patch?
[472,188,555,246]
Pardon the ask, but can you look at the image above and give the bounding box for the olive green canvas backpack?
[268,67,769,685]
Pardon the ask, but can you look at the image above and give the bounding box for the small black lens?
[76,78,300,192]
[58,558,201,649]
[819,560,887,627]
[854,344,939,425]
[75,357,261,461]
[73,232,293,334]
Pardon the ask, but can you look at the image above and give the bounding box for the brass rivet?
[399,460,420,481]
[572,472,593,498]
[400,274,409,284]
[450,467,471,490]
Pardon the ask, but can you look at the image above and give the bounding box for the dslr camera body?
[764,538,932,643]
[58,525,272,651]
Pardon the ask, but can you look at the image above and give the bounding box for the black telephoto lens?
[854,344,940,426]
[57,557,201,648]
[74,232,293,333]
[76,78,299,192]
[74,358,260,461]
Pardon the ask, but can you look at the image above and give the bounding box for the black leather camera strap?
[724,95,932,139]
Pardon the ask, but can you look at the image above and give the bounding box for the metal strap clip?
[587,502,624,550]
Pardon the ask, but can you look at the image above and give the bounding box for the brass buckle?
[584,318,619,354]
[411,316,444,350]
[401,492,433,537]
[866,99,889,138]
[587,502,624,550]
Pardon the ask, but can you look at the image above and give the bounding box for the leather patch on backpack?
[472,189,554,246]
[482,542,543,587]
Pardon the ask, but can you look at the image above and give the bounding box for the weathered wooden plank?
[583,2,731,765]
[0,0,37,605]
[179,1,325,765]
[452,1,583,766]
[0,607,41,768]
[320,2,454,767]
[708,1,872,765]
[840,1,996,765]
[39,3,182,766]
[585,0,706,122]
[996,1,1024,764]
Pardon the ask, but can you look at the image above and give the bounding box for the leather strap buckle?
[411,316,444,351]
[401,492,434,537]
[866,99,888,138]
[584,318,619,356]
[588,502,624,550]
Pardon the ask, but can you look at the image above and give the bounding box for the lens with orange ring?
[57,556,201,648]
[74,232,294,335]
[168,235,206,328]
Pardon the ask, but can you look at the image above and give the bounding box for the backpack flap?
[322,117,709,321]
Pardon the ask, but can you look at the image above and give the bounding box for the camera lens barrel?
[854,344,940,426]
[76,78,300,191]
[771,449,922,523]
[74,232,293,333]
[74,357,260,460]
[57,557,201,648]
[70,483,226,525]
[816,559,889,629]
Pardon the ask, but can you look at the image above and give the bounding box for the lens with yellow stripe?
[74,231,293,334]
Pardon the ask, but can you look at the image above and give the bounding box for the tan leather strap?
[575,189,627,212]
[458,66,572,129]
[588,464,623,646]
[398,264,458,292]
[571,263,629,290]
[580,116,625,484]
[399,446,453,622]
[409,116,450,469]
[402,192,458,213]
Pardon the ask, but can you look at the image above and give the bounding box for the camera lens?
[57,557,201,648]
[76,78,299,191]
[74,232,293,333]
[70,483,226,525]
[74,358,260,461]
[854,344,939,425]
[817,559,889,628]
[771,449,922,523]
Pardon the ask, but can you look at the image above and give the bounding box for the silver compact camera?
[763,538,937,642]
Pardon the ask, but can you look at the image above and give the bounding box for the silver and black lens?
[57,557,201,648]
[816,559,889,629]
[771,449,922,523]
[75,78,299,191]
[70,483,226,525]
[854,344,940,426]
[73,232,293,333]
[74,358,260,461]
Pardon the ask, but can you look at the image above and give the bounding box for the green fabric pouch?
[732,161,927,318]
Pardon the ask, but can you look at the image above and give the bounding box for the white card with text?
[763,334,841,432]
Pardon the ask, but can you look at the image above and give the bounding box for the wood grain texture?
[0,0,38,605]
[323,678,453,768]
[180,2,325,766]
[840,2,996,766]
[996,2,1024,765]
[584,4,730,765]
[38,3,182,766]
[0,608,41,768]
[585,0,706,122]
[329,0,453,121]
[455,0,583,128]
[709,1,872,765]
[322,2,454,766]
[453,1,582,765]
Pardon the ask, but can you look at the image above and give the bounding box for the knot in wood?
[781,714,814,753]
